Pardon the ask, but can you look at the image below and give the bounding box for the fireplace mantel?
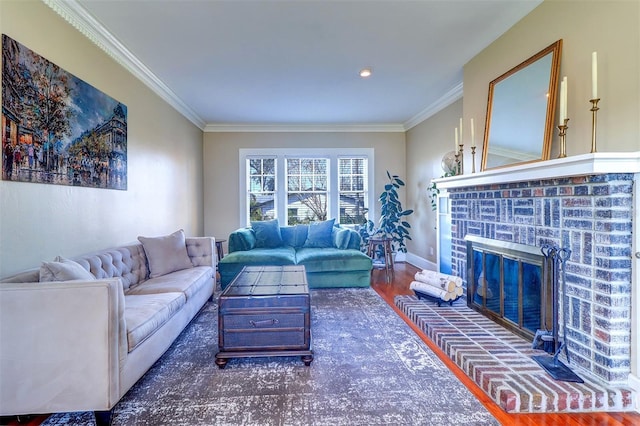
[434,151,640,190]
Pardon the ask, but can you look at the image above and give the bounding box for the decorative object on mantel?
[590,51,600,153]
[428,151,458,211]
[482,40,562,171]
[458,117,465,174]
[470,118,477,173]
[557,75,569,158]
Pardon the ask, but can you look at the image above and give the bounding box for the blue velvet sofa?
[219,219,372,289]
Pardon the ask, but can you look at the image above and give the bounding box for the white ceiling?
[54,0,542,131]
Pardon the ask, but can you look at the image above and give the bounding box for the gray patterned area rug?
[43,288,498,426]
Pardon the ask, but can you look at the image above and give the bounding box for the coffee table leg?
[302,354,313,366]
[215,356,228,369]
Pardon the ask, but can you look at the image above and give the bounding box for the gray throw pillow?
[40,257,95,282]
[138,229,194,278]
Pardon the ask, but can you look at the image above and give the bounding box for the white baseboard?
[404,252,437,271]
[629,373,640,411]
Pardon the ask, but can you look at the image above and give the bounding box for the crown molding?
[203,123,406,133]
[403,81,463,130]
[43,0,206,130]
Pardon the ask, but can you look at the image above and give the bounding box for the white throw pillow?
[39,257,95,282]
[138,229,193,278]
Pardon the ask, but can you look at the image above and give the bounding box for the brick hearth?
[395,295,635,413]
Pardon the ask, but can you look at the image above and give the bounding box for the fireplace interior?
[466,236,550,342]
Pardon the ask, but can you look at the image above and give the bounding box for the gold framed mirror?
[481,40,562,171]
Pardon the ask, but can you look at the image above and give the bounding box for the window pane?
[353,158,363,173]
[249,159,262,175]
[288,193,327,223]
[249,193,275,221]
[340,176,351,191]
[288,176,300,191]
[263,159,275,175]
[314,175,326,191]
[354,175,364,191]
[338,157,367,225]
[287,159,299,174]
[314,159,326,174]
[339,192,366,224]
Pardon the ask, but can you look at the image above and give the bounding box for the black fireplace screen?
[467,236,549,341]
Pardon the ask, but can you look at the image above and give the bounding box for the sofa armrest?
[186,237,216,269]
[228,228,256,253]
[0,278,125,415]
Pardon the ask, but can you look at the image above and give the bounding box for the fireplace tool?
[532,245,584,383]
[532,244,557,352]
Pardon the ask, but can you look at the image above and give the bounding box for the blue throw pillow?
[304,219,335,248]
[334,228,351,249]
[281,225,309,248]
[251,219,283,248]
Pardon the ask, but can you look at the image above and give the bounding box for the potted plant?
[358,171,414,256]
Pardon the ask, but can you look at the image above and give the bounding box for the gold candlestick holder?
[590,98,600,153]
[458,143,464,175]
[454,151,461,175]
[471,146,477,173]
[557,118,569,158]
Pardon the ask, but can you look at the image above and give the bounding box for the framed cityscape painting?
[2,34,127,190]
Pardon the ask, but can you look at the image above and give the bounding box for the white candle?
[470,118,475,147]
[563,76,568,121]
[459,118,463,144]
[454,128,459,153]
[592,51,598,99]
[559,78,565,122]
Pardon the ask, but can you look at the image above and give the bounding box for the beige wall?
[405,99,462,265]
[203,132,405,245]
[406,0,639,268]
[0,1,204,277]
[464,0,639,156]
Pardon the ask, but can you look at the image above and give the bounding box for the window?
[240,149,373,227]
[338,158,367,225]
[247,158,276,221]
[287,158,328,224]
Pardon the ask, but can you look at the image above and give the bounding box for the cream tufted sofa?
[0,234,215,424]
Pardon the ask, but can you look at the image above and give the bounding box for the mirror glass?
[482,40,562,171]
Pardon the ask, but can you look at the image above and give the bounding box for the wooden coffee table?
[215,265,313,368]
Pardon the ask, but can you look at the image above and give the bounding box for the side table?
[215,238,226,263]
[367,237,394,281]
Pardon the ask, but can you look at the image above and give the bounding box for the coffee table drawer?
[222,312,305,330]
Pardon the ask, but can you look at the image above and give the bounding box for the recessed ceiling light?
[359,68,372,78]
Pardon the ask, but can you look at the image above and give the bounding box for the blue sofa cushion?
[332,227,351,249]
[295,247,372,273]
[280,225,309,248]
[221,247,296,265]
[251,219,283,248]
[303,219,335,248]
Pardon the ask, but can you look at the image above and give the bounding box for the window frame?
[239,148,374,227]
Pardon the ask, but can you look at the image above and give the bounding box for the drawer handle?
[249,319,279,327]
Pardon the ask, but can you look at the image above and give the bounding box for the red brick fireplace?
[434,152,639,388]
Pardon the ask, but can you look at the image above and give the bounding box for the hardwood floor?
[371,262,640,426]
